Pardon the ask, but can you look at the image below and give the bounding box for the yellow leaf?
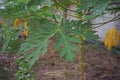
[23,29,28,37]
[14,18,19,27]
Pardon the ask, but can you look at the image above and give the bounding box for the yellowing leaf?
[23,29,28,37]
[14,18,19,27]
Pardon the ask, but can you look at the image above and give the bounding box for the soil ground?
[0,40,120,80]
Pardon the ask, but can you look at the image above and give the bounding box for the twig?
[92,14,120,29]
[52,7,78,19]
[53,0,77,13]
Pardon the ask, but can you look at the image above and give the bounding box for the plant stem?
[78,43,84,80]
[53,0,77,13]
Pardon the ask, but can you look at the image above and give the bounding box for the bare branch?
[92,14,120,29]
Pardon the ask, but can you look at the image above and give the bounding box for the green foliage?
[2,25,21,52]
[77,0,112,20]
[54,20,80,61]
[15,54,34,80]
[19,19,56,68]
[0,0,119,80]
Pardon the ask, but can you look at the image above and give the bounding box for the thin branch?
[31,12,60,23]
[91,14,120,25]
[52,8,78,19]
[53,0,77,13]
[92,14,120,29]
[53,14,59,24]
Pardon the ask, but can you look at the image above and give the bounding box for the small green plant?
[15,54,33,80]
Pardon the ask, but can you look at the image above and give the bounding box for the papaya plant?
[0,0,119,80]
